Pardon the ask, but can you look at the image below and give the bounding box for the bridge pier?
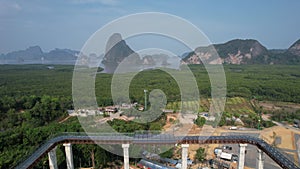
[122,144,130,169]
[238,144,247,169]
[256,148,264,169]
[18,135,300,169]
[181,144,189,169]
[63,143,74,169]
[48,147,58,169]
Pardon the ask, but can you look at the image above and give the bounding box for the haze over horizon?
[1,0,300,54]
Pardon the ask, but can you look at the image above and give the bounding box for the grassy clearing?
[166,97,256,116]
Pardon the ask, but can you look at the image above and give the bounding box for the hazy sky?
[1,0,300,54]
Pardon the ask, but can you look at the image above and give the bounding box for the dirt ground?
[162,116,300,167]
[260,126,299,150]
[230,163,254,169]
[163,113,179,131]
[259,101,300,112]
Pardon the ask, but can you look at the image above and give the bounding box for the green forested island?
[0,64,300,168]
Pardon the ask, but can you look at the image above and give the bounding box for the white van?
[229,126,238,130]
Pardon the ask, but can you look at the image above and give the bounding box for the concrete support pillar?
[181,144,189,169]
[122,144,130,169]
[63,143,74,169]
[48,147,58,169]
[238,144,247,169]
[256,148,264,169]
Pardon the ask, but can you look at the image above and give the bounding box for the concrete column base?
[122,144,130,169]
[238,144,247,169]
[256,148,264,169]
[48,147,58,169]
[181,144,189,169]
[63,143,74,169]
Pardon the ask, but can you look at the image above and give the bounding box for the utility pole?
[144,89,148,111]
[258,108,262,130]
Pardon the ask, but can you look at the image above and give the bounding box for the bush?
[195,147,206,162]
[195,116,206,127]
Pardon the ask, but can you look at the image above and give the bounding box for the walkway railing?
[15,133,300,169]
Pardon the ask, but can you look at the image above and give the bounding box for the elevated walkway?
[15,133,299,169]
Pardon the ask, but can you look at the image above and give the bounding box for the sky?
[1,0,300,54]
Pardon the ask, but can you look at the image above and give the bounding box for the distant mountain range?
[1,35,300,66]
[182,39,300,65]
[0,46,79,65]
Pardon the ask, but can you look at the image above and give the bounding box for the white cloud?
[70,0,119,6]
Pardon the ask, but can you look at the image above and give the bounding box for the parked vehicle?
[220,152,232,161]
[229,126,238,130]
[214,148,222,155]
[232,154,239,162]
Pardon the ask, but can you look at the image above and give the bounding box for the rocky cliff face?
[183,39,270,64]
[142,55,156,65]
[101,33,141,73]
[288,39,300,56]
